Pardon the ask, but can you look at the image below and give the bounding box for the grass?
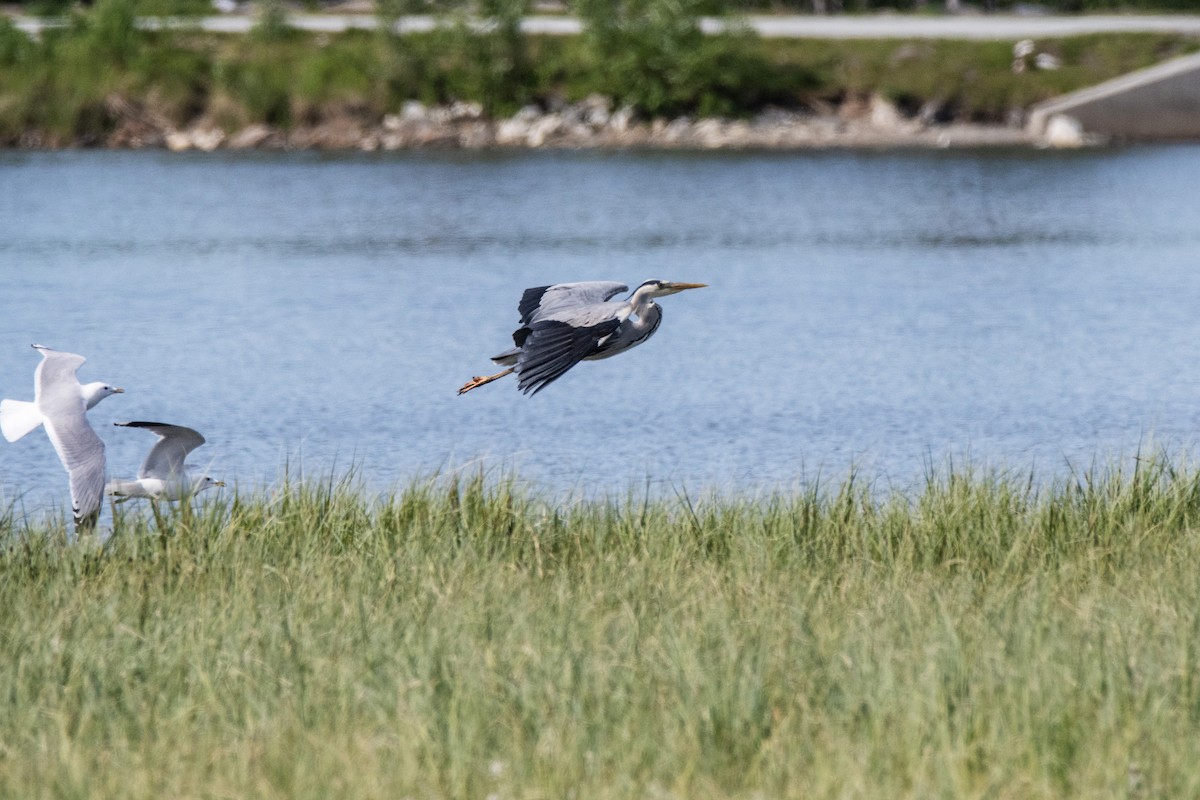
[3,0,1200,145]
[4,458,1200,798]
[761,32,1200,119]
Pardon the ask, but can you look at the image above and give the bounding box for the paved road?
[13,12,1200,39]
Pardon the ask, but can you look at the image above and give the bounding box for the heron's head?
[634,279,708,299]
[82,382,124,409]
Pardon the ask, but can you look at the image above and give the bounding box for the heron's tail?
[0,399,43,442]
[490,347,521,365]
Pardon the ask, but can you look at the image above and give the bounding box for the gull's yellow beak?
[113,387,125,393]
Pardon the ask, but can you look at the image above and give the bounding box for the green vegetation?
[764,32,1200,119]
[4,458,1200,798]
[10,0,1200,15]
[1,0,1199,144]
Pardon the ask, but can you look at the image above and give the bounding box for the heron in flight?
[458,279,707,396]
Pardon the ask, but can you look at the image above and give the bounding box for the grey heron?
[107,421,225,502]
[14,345,118,530]
[458,279,707,396]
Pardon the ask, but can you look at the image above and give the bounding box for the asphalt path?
[12,12,1200,39]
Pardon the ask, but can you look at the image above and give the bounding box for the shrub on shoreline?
[1,0,1197,146]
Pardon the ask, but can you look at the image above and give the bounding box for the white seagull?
[13,345,116,529]
[2,357,123,443]
[107,421,225,502]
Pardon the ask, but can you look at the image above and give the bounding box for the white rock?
[610,105,635,132]
[869,94,906,131]
[448,101,483,121]
[400,100,427,121]
[515,105,542,122]
[662,118,693,143]
[693,118,725,148]
[1043,114,1084,148]
[1034,53,1061,70]
[227,123,273,149]
[190,127,225,151]
[495,117,531,145]
[165,130,192,151]
[526,114,563,147]
[580,94,612,128]
[1013,39,1036,58]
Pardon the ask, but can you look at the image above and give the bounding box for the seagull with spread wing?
[11,345,119,530]
[2,350,122,443]
[107,421,224,502]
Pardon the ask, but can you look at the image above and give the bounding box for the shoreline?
[19,94,1052,152]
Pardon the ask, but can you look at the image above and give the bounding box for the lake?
[2,146,1199,519]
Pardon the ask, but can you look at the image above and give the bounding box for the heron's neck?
[628,289,658,322]
[630,298,661,330]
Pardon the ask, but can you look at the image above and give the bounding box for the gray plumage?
[107,421,224,501]
[30,345,111,529]
[459,279,706,396]
[126,421,205,479]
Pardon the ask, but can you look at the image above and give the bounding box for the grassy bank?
[4,461,1200,798]
[2,0,1198,145]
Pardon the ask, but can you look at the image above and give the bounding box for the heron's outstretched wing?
[518,282,628,324]
[115,421,206,479]
[515,317,622,395]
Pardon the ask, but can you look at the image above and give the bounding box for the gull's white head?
[197,476,226,493]
[82,381,124,409]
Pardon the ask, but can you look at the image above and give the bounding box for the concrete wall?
[1028,52,1200,140]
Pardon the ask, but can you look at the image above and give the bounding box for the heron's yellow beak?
[664,282,707,291]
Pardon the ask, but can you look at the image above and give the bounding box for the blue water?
[2,146,1200,519]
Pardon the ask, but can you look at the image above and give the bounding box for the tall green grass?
[3,459,1200,798]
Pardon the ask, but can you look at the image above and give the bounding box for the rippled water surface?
[3,147,1200,515]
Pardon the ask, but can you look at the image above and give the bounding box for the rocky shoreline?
[59,92,1051,152]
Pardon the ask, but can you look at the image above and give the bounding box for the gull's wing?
[33,346,105,526]
[33,345,87,406]
[115,421,206,479]
[518,281,628,325]
[0,399,43,442]
[43,415,106,527]
[515,317,622,395]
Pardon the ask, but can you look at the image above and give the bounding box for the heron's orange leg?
[458,367,515,395]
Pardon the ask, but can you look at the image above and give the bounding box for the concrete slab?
[1027,51,1200,140]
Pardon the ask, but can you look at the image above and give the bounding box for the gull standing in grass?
[9,345,117,530]
[458,279,707,395]
[107,421,225,502]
